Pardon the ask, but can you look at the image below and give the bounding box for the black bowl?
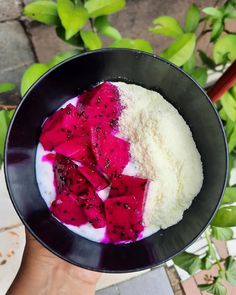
[4,49,228,272]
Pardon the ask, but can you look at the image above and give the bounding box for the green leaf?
[222,187,236,204]
[202,255,212,270]
[211,226,233,240]
[24,1,59,25]
[211,206,236,227]
[199,281,226,295]
[58,0,88,40]
[48,50,80,68]
[0,110,13,168]
[183,52,196,74]
[202,7,223,18]
[211,19,223,42]
[225,10,236,19]
[225,256,236,285]
[110,38,153,53]
[221,92,236,122]
[229,126,236,152]
[173,252,202,275]
[160,33,196,67]
[219,108,227,121]
[230,85,236,98]
[95,16,121,40]
[185,4,200,32]
[85,0,125,18]
[190,67,207,87]
[149,16,183,38]
[80,31,102,50]
[198,50,215,70]
[213,34,236,64]
[0,83,16,94]
[56,26,84,46]
[21,63,49,97]
[225,118,234,139]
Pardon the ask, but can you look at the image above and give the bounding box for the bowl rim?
[4,48,228,272]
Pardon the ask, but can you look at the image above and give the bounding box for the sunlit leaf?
[211,226,233,240]
[48,50,80,68]
[149,16,183,38]
[190,66,207,87]
[225,256,236,285]
[24,0,59,25]
[202,7,223,18]
[110,38,153,53]
[0,83,16,94]
[173,252,202,275]
[21,63,49,96]
[85,0,125,18]
[58,0,88,40]
[213,34,236,64]
[160,33,196,66]
[185,4,200,32]
[211,206,236,227]
[222,187,236,204]
[95,16,121,40]
[221,92,236,122]
[80,31,102,50]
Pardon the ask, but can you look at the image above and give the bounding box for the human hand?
[7,230,101,295]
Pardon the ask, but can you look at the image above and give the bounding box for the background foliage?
[0,1,236,293]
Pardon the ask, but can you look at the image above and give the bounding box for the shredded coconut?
[113,82,203,230]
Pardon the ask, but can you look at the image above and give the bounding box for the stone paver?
[96,285,120,295]
[118,267,174,295]
[0,0,21,22]
[0,21,35,104]
[30,24,73,63]
[96,267,174,295]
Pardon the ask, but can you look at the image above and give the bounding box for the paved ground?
[96,267,174,295]
[0,0,226,105]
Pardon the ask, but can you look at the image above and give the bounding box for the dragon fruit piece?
[55,137,96,166]
[79,82,121,133]
[91,128,130,177]
[105,195,144,243]
[40,104,90,151]
[78,166,109,191]
[50,191,87,226]
[53,154,88,195]
[80,187,106,228]
[110,175,148,212]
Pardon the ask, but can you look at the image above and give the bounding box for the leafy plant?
[20,0,153,95]
[1,1,236,293]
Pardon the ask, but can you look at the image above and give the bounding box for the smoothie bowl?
[4,49,228,272]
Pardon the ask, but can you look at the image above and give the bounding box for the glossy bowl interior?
[5,49,228,272]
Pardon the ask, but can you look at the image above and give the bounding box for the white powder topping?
[114,82,203,230]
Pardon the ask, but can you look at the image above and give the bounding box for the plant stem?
[89,18,96,33]
[224,29,234,34]
[205,230,223,272]
[0,104,16,110]
[196,29,211,42]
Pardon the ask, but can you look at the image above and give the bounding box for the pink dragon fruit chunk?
[55,137,96,166]
[105,195,144,243]
[91,129,130,177]
[110,175,148,212]
[50,191,87,226]
[40,104,90,151]
[53,154,88,195]
[80,187,106,228]
[78,166,109,191]
[78,82,122,133]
